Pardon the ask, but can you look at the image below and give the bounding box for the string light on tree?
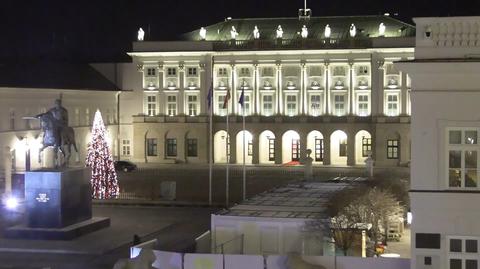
[85,110,119,199]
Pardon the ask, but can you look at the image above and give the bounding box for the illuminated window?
[146,95,157,116]
[310,95,322,116]
[362,137,372,157]
[334,95,345,116]
[217,95,227,115]
[357,95,369,116]
[386,93,399,116]
[238,95,251,115]
[122,140,131,156]
[448,129,479,188]
[166,95,177,116]
[187,95,198,116]
[286,95,297,116]
[263,95,273,116]
[387,139,399,159]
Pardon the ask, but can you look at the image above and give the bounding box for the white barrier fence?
[128,247,410,269]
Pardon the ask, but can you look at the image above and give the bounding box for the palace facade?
[125,15,414,167]
[0,14,416,170]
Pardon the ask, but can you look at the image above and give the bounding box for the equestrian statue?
[29,99,78,167]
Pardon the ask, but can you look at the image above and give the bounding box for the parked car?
[114,161,137,172]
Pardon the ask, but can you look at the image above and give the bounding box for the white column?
[276,63,282,115]
[400,69,408,115]
[199,63,207,115]
[301,62,307,115]
[348,61,354,115]
[158,65,165,115]
[254,63,259,115]
[178,63,185,115]
[324,61,330,115]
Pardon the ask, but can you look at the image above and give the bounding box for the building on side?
[0,63,121,171]
[126,14,415,167]
[396,16,480,269]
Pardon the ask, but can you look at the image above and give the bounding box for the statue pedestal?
[5,168,110,240]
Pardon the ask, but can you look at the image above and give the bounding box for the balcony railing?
[212,38,373,51]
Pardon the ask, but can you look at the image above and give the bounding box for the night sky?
[0,0,478,62]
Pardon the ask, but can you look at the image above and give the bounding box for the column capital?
[136,64,144,72]
[199,63,206,70]
[230,62,236,68]
[178,62,185,71]
[376,59,385,70]
[300,60,307,67]
[324,60,330,67]
[348,60,355,67]
[157,63,164,71]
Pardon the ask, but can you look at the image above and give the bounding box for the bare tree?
[305,186,403,256]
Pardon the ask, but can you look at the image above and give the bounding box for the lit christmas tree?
[85,110,119,199]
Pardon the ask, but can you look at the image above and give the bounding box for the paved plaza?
[0,205,217,269]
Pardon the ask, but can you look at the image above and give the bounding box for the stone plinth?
[5,168,110,240]
[25,168,92,228]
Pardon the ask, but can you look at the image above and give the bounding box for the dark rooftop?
[182,15,415,41]
[0,63,120,91]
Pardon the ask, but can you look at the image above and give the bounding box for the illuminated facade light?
[276,25,283,39]
[349,24,356,37]
[379,23,386,36]
[358,80,368,89]
[387,78,398,88]
[230,26,239,40]
[301,25,308,38]
[334,80,344,90]
[253,26,260,39]
[137,28,145,41]
[286,81,296,90]
[324,24,331,38]
[263,81,272,90]
[311,81,321,90]
[199,27,207,40]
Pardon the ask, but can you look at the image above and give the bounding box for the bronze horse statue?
[36,112,78,167]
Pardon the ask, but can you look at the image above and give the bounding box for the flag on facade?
[207,81,213,110]
[238,87,245,107]
[222,89,231,109]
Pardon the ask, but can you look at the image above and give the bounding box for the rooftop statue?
[35,99,78,168]
[301,25,308,38]
[253,25,260,39]
[137,28,145,41]
[379,23,386,36]
[199,27,207,40]
[350,23,357,37]
[230,26,238,40]
[276,25,283,39]
[324,24,331,38]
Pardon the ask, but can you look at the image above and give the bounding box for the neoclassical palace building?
[0,14,415,170]
[126,14,414,167]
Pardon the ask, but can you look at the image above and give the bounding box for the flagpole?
[208,56,214,206]
[226,97,229,207]
[242,97,246,201]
